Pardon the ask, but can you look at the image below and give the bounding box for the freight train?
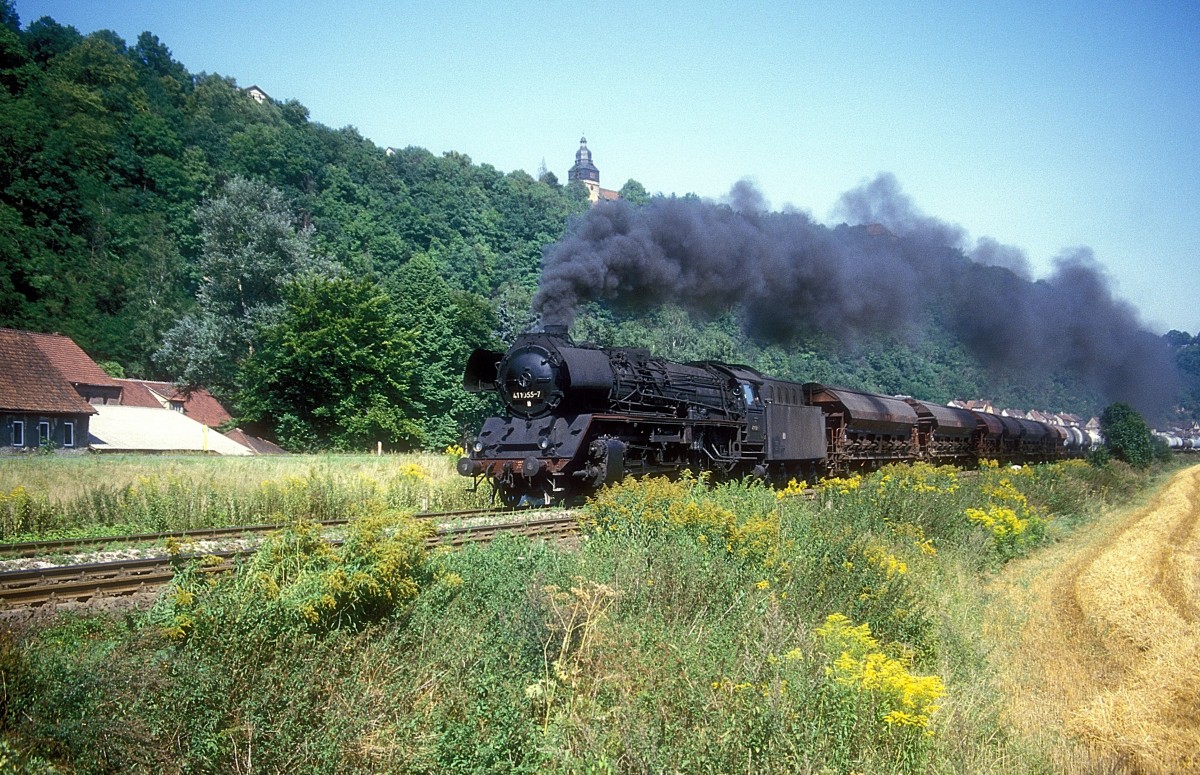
[1153,431,1200,451]
[457,327,1093,506]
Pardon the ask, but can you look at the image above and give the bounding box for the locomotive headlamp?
[538,437,551,450]
[473,440,484,453]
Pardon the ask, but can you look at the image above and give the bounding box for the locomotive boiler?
[458,328,1090,505]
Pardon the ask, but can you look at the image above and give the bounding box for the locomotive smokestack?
[531,175,1179,419]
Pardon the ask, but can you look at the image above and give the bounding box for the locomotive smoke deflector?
[463,348,502,392]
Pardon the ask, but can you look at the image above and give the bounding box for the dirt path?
[986,464,1200,774]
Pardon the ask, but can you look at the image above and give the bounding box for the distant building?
[0,328,101,452]
[0,327,282,455]
[567,136,620,204]
[117,379,233,425]
[245,85,270,104]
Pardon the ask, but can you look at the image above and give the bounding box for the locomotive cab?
[736,379,766,448]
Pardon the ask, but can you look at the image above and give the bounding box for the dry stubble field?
[987,464,1200,774]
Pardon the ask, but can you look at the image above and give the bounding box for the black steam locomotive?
[457,327,1090,506]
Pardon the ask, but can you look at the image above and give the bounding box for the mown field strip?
[1067,465,1200,773]
[990,464,1200,775]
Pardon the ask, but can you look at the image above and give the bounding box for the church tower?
[567,136,601,202]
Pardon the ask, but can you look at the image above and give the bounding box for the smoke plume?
[532,174,1179,418]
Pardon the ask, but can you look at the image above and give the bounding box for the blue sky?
[14,1,1200,334]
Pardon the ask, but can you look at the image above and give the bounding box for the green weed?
[0,457,1147,773]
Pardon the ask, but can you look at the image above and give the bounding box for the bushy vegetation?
[1099,402,1155,468]
[1164,330,1200,419]
[0,457,1162,773]
[0,4,587,369]
[0,4,589,449]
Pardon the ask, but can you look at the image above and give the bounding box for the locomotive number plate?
[511,390,543,400]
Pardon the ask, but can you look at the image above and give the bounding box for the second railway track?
[0,482,836,611]
[0,506,532,560]
[0,513,579,611]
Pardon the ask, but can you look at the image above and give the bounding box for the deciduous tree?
[238,274,421,451]
[618,178,650,205]
[1100,402,1153,468]
[390,253,498,448]
[157,176,332,395]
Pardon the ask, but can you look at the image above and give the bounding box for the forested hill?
[2,8,1197,450]
[0,9,598,449]
[0,9,587,360]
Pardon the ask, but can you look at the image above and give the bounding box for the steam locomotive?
[457,327,1092,506]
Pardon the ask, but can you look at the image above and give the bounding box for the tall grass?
[0,453,491,541]
[0,458,1165,773]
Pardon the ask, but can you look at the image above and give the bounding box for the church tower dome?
[567,136,602,202]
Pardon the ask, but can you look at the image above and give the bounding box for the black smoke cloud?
[532,174,1179,418]
[535,180,921,342]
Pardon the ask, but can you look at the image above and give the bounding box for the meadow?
[0,451,489,542]
[0,453,1165,773]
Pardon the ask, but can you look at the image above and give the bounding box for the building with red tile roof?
[1,327,280,454]
[23,330,119,388]
[116,379,234,428]
[23,329,122,405]
[0,328,98,451]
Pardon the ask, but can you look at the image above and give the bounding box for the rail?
[1,467,994,611]
[0,507,535,559]
[0,514,578,610]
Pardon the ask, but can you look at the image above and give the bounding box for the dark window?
[63,422,74,448]
[37,421,50,445]
[11,420,23,447]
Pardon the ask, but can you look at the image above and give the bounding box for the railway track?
[0,466,982,611]
[0,506,524,560]
[0,514,578,610]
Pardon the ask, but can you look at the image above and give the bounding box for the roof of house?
[21,329,119,387]
[0,328,97,415]
[953,399,997,414]
[87,405,251,455]
[224,428,288,454]
[116,379,234,428]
